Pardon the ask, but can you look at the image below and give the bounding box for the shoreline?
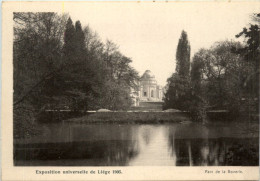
[38,110,259,124]
[65,112,190,124]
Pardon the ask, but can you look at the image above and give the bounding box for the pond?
[14,122,259,166]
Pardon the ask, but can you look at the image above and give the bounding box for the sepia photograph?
[2,1,260,180]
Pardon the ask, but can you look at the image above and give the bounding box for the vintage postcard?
[2,1,260,181]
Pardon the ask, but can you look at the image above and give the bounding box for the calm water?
[14,122,259,166]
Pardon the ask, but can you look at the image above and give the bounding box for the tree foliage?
[235,13,260,99]
[191,42,245,114]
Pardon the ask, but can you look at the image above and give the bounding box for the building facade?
[131,70,164,107]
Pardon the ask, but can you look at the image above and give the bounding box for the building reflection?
[129,125,176,166]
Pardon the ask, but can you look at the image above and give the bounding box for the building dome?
[141,70,155,80]
[141,70,157,85]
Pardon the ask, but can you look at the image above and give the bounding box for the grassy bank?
[67,112,190,124]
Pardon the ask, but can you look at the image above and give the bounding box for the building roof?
[141,70,156,80]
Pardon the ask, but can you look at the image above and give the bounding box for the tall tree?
[75,21,86,57]
[63,17,76,62]
[163,30,191,110]
[176,30,191,77]
[61,19,90,111]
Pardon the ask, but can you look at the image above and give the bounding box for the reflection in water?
[14,122,259,166]
[187,141,193,166]
[129,126,176,166]
[172,125,227,166]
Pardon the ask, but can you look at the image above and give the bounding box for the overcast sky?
[66,2,260,86]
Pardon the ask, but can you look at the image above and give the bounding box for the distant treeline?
[13,13,139,138]
[163,14,260,122]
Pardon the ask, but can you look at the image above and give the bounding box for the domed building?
[131,70,164,107]
[139,70,163,102]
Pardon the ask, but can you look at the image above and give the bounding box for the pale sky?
[66,2,260,86]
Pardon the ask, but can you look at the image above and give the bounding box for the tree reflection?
[168,124,258,166]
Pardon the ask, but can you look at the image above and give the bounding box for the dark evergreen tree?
[62,19,89,111]
[163,30,191,111]
[63,17,76,61]
[75,21,86,57]
[176,30,191,77]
